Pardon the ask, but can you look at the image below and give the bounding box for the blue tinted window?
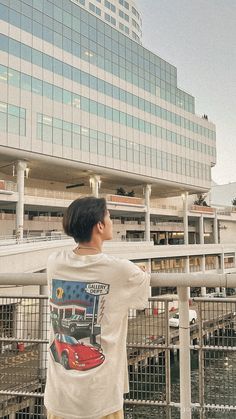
[44,26,53,43]
[32,78,43,95]
[0,4,8,21]
[53,86,63,102]
[32,21,43,38]
[8,69,20,88]
[21,14,32,32]
[32,50,43,67]
[21,44,32,61]
[9,38,20,57]
[21,73,31,91]
[43,82,53,100]
[43,55,53,72]
[9,9,20,27]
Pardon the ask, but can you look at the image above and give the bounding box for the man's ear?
[96,221,104,233]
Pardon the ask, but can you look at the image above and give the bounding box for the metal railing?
[0,233,71,246]
[0,272,236,418]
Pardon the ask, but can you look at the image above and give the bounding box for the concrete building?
[0,0,216,235]
[0,4,236,416]
[1,0,236,288]
[2,0,236,287]
[77,0,143,43]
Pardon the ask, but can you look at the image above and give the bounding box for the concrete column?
[182,192,188,245]
[220,251,225,295]
[165,232,169,245]
[185,256,190,299]
[90,175,100,198]
[213,214,218,244]
[201,255,206,296]
[16,160,27,241]
[145,184,151,242]
[199,215,204,245]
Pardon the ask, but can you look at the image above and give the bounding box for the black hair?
[63,196,107,243]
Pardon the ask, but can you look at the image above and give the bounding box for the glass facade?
[0,52,215,141]
[0,1,194,112]
[0,64,215,157]
[37,113,211,181]
[0,101,26,136]
[0,0,216,187]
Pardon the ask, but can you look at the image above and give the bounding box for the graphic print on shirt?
[49,279,110,371]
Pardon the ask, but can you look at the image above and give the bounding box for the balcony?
[0,272,236,418]
[190,205,215,214]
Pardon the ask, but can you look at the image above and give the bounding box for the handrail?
[0,233,71,246]
[1,272,236,288]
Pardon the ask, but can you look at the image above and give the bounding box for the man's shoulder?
[102,254,138,273]
[47,249,67,267]
[47,249,62,262]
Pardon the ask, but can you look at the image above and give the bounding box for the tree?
[116,187,135,197]
[116,187,126,196]
[232,198,236,206]
[194,194,209,207]
[127,190,135,197]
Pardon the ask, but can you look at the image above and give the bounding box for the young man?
[44,197,150,419]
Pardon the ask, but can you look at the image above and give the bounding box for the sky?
[136,0,236,185]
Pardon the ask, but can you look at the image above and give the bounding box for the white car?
[169,309,197,328]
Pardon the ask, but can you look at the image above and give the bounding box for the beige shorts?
[47,408,124,419]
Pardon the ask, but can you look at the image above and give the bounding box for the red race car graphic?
[51,333,105,371]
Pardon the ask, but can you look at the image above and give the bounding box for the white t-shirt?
[44,250,150,419]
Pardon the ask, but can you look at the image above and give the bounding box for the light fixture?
[25,167,30,178]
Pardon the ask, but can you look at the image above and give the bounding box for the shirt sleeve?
[123,261,150,310]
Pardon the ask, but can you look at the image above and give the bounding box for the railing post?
[39,285,49,383]
[178,286,192,419]
[165,299,171,419]
[198,301,205,419]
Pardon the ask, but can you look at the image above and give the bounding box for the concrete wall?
[219,221,236,244]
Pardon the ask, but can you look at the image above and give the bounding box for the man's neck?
[74,240,103,255]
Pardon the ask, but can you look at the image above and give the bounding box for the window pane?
[8,115,19,134]
[8,69,20,88]
[0,112,7,132]
[21,73,31,91]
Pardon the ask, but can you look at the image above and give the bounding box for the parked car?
[51,333,105,371]
[61,314,101,337]
[169,309,197,328]
[205,292,226,298]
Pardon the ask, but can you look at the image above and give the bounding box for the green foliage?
[116,187,135,197]
[232,198,236,206]
[193,194,209,207]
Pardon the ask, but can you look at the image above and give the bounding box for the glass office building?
[0,0,216,191]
